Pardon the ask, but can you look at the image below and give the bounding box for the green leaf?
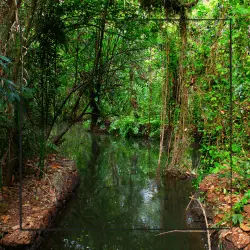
[0,60,7,70]
[232,214,243,225]
[0,55,11,63]
[232,144,241,153]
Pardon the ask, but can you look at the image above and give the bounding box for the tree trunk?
[90,2,108,131]
[157,36,170,176]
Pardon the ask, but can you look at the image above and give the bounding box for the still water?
[39,127,205,250]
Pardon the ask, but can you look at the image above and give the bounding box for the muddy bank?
[0,155,80,250]
[187,173,250,250]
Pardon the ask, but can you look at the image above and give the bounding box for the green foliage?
[232,157,250,192]
[109,114,161,138]
[109,116,140,137]
[0,0,248,194]
[233,190,250,215]
[232,214,244,225]
[0,55,11,70]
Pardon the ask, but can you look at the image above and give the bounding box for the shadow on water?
[39,126,206,250]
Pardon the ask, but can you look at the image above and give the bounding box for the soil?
[189,170,250,250]
[0,154,80,249]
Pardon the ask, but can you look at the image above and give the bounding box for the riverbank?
[0,154,79,249]
[197,170,250,250]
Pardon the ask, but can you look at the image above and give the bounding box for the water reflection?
[39,127,205,250]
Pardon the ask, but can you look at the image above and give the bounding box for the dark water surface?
[39,127,205,250]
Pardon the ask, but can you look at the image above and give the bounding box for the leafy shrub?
[109,115,161,138]
[109,116,139,137]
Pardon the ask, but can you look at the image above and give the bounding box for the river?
[39,126,206,250]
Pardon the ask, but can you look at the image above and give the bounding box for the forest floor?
[199,168,250,250]
[0,154,79,249]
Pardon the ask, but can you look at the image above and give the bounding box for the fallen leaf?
[240,223,250,232]
[224,195,231,203]
[244,205,250,217]
[231,227,250,249]
[219,229,231,239]
[214,214,224,223]
[50,164,62,169]
[1,215,10,223]
[12,224,20,230]
[219,195,225,202]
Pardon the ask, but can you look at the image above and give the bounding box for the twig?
[186,194,194,211]
[156,229,206,236]
[185,197,212,250]
[31,164,56,200]
[196,198,212,250]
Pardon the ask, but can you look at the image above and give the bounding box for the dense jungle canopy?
[0,0,249,229]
